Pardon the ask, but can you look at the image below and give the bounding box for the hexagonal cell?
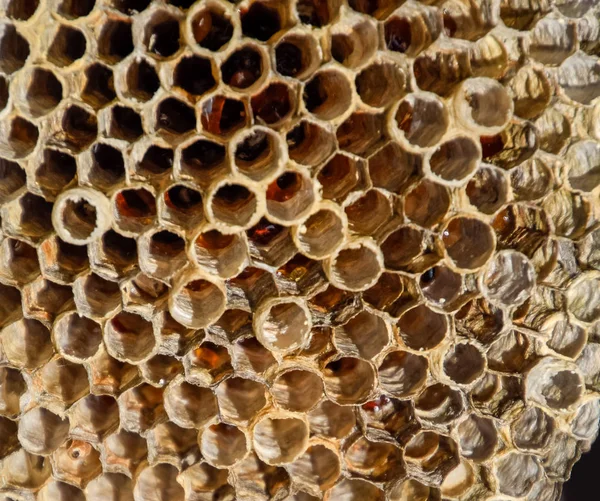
[18,406,70,455]
[286,119,336,167]
[487,330,535,374]
[179,138,227,187]
[0,158,25,203]
[0,237,40,285]
[192,229,247,278]
[525,357,583,412]
[23,67,63,118]
[392,93,449,149]
[121,272,169,316]
[345,436,404,482]
[51,439,102,488]
[208,181,259,229]
[241,1,286,42]
[0,366,26,418]
[164,377,217,428]
[399,304,448,351]
[322,357,376,405]
[88,229,137,281]
[334,310,390,360]
[57,0,95,18]
[303,70,352,120]
[232,335,277,375]
[154,97,196,137]
[0,115,39,158]
[54,312,102,363]
[493,452,541,498]
[337,111,386,157]
[169,274,226,329]
[184,340,232,386]
[234,126,282,181]
[38,235,89,284]
[404,430,460,483]
[113,187,157,234]
[133,464,184,501]
[1,449,52,490]
[345,190,392,237]
[443,343,485,385]
[222,45,265,90]
[190,5,233,51]
[288,443,340,494]
[293,205,344,259]
[32,149,76,200]
[266,170,314,224]
[81,63,116,110]
[200,422,249,467]
[105,105,144,142]
[251,81,295,126]
[52,104,97,152]
[442,216,495,270]
[253,413,309,466]
[22,276,74,324]
[384,3,441,56]
[466,164,508,215]
[104,311,156,364]
[271,368,323,412]
[428,136,481,183]
[325,239,383,292]
[97,17,133,64]
[378,350,428,398]
[6,0,40,19]
[160,183,204,230]
[328,478,384,500]
[86,473,134,501]
[0,23,30,74]
[147,421,200,469]
[356,61,407,109]
[0,415,19,458]
[480,120,539,169]
[102,429,147,476]
[118,383,165,434]
[39,357,89,406]
[274,32,321,80]
[331,17,377,69]
[174,55,217,99]
[177,462,233,501]
[142,10,182,59]
[73,272,121,319]
[121,57,160,103]
[47,25,86,67]
[317,153,367,203]
[138,229,186,282]
[81,142,126,192]
[139,353,182,387]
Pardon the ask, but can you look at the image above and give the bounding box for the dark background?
[561,439,600,500]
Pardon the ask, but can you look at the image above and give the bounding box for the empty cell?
[322,357,376,405]
[254,297,312,353]
[81,63,116,109]
[201,95,247,136]
[18,407,69,455]
[135,144,173,180]
[337,112,386,157]
[368,142,421,194]
[208,182,259,229]
[216,376,267,424]
[378,350,428,397]
[134,464,184,501]
[40,358,89,405]
[0,367,26,418]
[47,25,85,67]
[1,317,52,369]
[525,357,583,412]
[222,46,264,90]
[104,311,156,363]
[443,343,485,384]
[241,2,283,42]
[88,229,136,280]
[288,443,340,494]
[191,6,233,51]
[192,229,247,278]
[566,140,600,193]
[113,187,157,234]
[106,105,143,141]
[542,313,587,359]
[399,304,448,350]
[0,158,25,203]
[52,188,111,245]
[55,105,97,152]
[329,479,384,501]
[118,384,165,433]
[0,237,39,285]
[275,33,321,79]
[293,205,344,259]
[480,120,538,169]
[169,274,226,328]
[443,216,495,270]
[38,235,89,284]
[466,165,508,214]
[308,399,355,439]
[177,463,232,500]
[356,61,407,108]
[200,422,249,467]
[266,170,314,223]
[392,93,449,148]
[7,0,39,19]
[143,11,181,58]
[286,119,336,166]
[179,138,226,187]
[303,70,352,120]
[174,55,217,96]
[139,229,186,282]
[345,190,391,236]
[251,82,295,125]
[234,127,281,181]
[253,414,309,465]
[161,183,203,228]
[139,353,182,386]
[380,226,423,270]
[0,115,39,158]
[88,473,133,501]
[413,40,472,96]
[455,77,512,133]
[345,436,403,482]
[0,23,30,73]
[419,265,462,307]
[326,240,382,291]
[493,452,541,498]
[511,406,554,452]
[33,149,76,199]
[428,136,481,182]
[482,250,535,306]
[23,67,63,117]
[54,312,102,362]
[334,310,390,360]
[330,18,377,69]
[164,377,217,428]
[317,153,365,202]
[22,276,74,324]
[271,369,323,412]
[98,18,133,64]
[405,180,450,228]
[246,218,296,267]
[123,57,160,102]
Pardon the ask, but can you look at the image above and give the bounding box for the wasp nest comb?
[1,0,600,499]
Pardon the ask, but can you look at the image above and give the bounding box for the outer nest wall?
[0,0,600,499]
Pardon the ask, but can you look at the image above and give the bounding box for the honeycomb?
[0,0,600,499]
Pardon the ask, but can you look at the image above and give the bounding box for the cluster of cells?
[1,0,600,499]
